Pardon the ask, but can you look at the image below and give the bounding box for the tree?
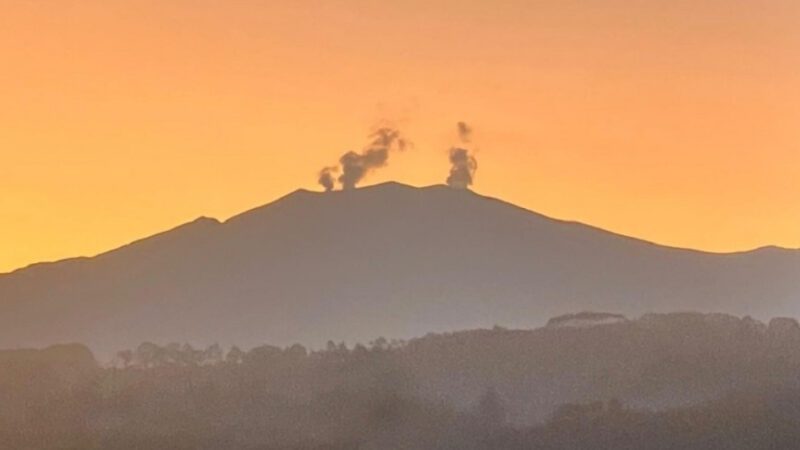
[134,342,163,368]
[116,349,133,368]
[226,346,244,365]
[204,343,224,365]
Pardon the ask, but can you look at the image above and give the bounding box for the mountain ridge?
[0,181,797,355]
[4,182,794,277]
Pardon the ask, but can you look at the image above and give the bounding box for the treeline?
[112,338,404,369]
[3,312,800,449]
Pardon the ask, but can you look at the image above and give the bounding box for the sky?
[1,0,799,273]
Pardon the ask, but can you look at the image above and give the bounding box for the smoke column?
[447,148,477,189]
[318,167,338,192]
[447,122,478,189]
[317,127,407,191]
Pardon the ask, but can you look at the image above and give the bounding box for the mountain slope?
[1,182,798,354]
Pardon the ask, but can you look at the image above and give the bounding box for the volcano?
[1,182,798,355]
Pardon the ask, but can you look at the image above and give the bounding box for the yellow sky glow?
[2,0,799,273]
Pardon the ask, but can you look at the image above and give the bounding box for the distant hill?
[400,311,800,422]
[5,312,800,449]
[0,182,798,354]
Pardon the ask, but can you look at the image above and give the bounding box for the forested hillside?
[3,312,800,449]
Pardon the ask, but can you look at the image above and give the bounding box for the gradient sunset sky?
[2,0,799,273]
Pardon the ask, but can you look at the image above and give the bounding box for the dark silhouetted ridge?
[0,181,797,355]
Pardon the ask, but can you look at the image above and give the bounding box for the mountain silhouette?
[0,182,798,355]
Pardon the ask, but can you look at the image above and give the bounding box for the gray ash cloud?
[446,122,477,189]
[318,127,408,191]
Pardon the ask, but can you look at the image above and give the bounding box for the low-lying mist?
[4,312,800,449]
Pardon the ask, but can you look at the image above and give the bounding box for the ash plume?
[317,127,408,191]
[447,147,477,189]
[446,122,477,189]
[339,127,407,190]
[457,121,472,143]
[318,167,338,192]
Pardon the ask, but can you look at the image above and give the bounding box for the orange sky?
[2,0,799,273]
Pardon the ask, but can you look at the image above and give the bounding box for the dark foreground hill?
[0,182,798,354]
[4,312,800,449]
